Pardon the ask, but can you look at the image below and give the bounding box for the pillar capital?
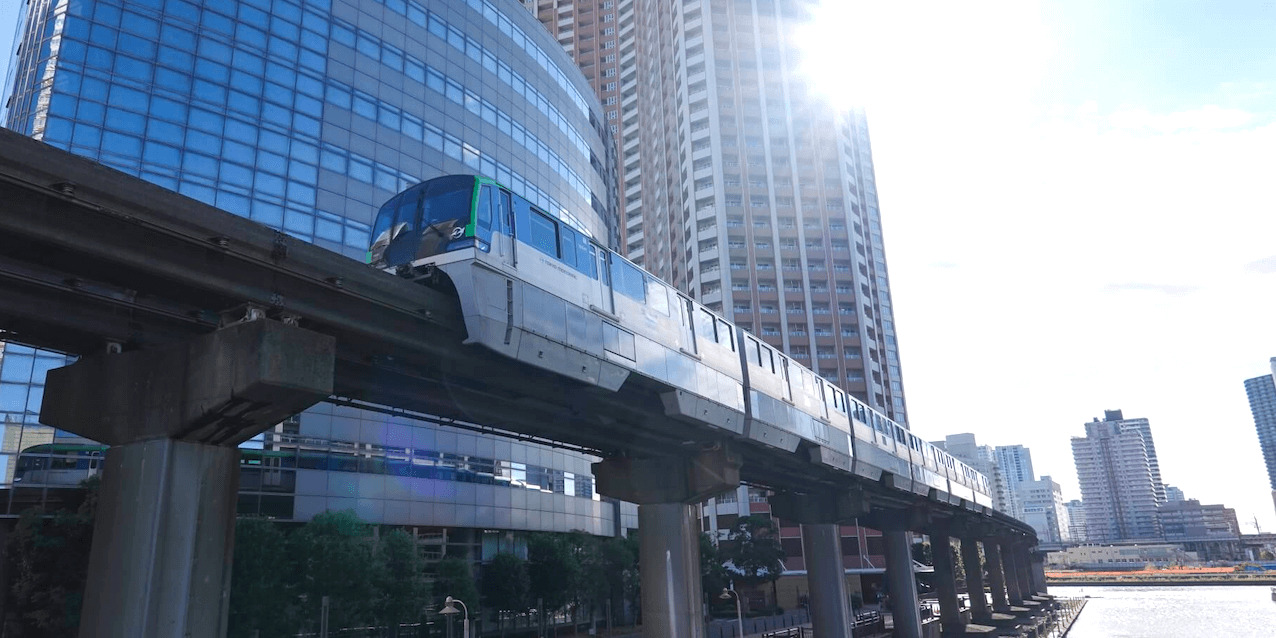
[768,489,869,524]
[593,442,740,504]
[42,318,335,446]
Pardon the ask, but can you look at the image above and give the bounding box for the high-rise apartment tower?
[598,0,908,420]
[1071,410,1164,542]
[1244,358,1276,517]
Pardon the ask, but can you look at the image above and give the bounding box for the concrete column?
[1001,543,1023,606]
[40,319,336,638]
[1014,546,1034,598]
[982,540,1010,613]
[1030,552,1049,595]
[80,439,239,637]
[638,503,705,638]
[883,529,922,638]
[594,446,741,638]
[801,524,853,638]
[929,530,962,634]
[959,538,991,623]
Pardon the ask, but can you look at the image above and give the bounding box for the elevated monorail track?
[0,128,1034,538]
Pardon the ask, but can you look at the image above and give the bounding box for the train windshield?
[369,175,477,266]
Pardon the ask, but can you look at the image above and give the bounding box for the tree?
[599,534,639,626]
[378,529,428,637]
[433,556,480,618]
[288,510,380,632]
[228,517,292,638]
[6,477,98,638]
[700,533,731,603]
[482,552,529,636]
[723,516,786,607]
[527,533,579,616]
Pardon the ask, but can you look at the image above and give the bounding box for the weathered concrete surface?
[40,320,335,638]
[42,319,335,445]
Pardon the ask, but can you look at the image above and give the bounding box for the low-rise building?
[1046,543,1198,570]
[1158,499,1243,561]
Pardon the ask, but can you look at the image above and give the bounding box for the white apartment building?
[1072,411,1164,542]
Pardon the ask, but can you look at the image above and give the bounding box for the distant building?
[1072,410,1164,542]
[935,433,1013,516]
[1046,543,1197,570]
[1164,485,1186,502]
[1064,499,1087,543]
[994,444,1034,518]
[1017,476,1070,544]
[1158,499,1243,561]
[1244,358,1276,517]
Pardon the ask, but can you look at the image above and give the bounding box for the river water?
[1051,585,1276,637]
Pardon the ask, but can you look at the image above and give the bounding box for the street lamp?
[441,595,470,638]
[720,588,744,638]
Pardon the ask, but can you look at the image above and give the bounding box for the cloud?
[1104,283,1200,296]
[1245,255,1276,274]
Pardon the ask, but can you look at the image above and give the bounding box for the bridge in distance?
[0,129,1045,638]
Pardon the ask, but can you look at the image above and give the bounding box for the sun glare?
[792,0,1052,117]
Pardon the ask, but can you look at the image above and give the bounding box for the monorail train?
[369,175,994,511]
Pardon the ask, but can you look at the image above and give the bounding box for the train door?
[495,187,516,268]
[595,246,614,315]
[676,294,696,353]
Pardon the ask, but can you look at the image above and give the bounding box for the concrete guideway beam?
[39,319,335,638]
[595,446,740,638]
[982,540,1011,613]
[959,538,991,623]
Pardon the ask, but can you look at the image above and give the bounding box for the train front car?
[370,176,750,438]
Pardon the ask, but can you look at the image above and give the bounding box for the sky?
[1,0,1274,531]
[797,0,1276,532]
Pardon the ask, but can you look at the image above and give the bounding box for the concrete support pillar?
[801,524,854,638]
[1001,543,1023,606]
[594,445,741,638]
[929,530,963,634]
[40,319,336,638]
[1014,546,1034,598]
[959,538,991,623]
[768,490,867,638]
[1030,552,1048,595]
[982,540,1011,613]
[883,529,922,638]
[638,503,705,638]
[81,440,240,636]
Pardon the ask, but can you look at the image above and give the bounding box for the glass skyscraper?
[1244,358,1276,517]
[1,0,629,556]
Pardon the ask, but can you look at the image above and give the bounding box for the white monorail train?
[369,175,993,510]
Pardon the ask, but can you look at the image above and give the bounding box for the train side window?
[579,236,597,277]
[696,308,717,343]
[476,185,494,234]
[498,189,513,233]
[894,425,906,444]
[560,225,578,265]
[647,277,669,315]
[527,209,558,257]
[718,319,736,350]
[611,258,646,301]
[747,336,762,367]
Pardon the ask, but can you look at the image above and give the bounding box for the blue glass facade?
[1,0,622,536]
